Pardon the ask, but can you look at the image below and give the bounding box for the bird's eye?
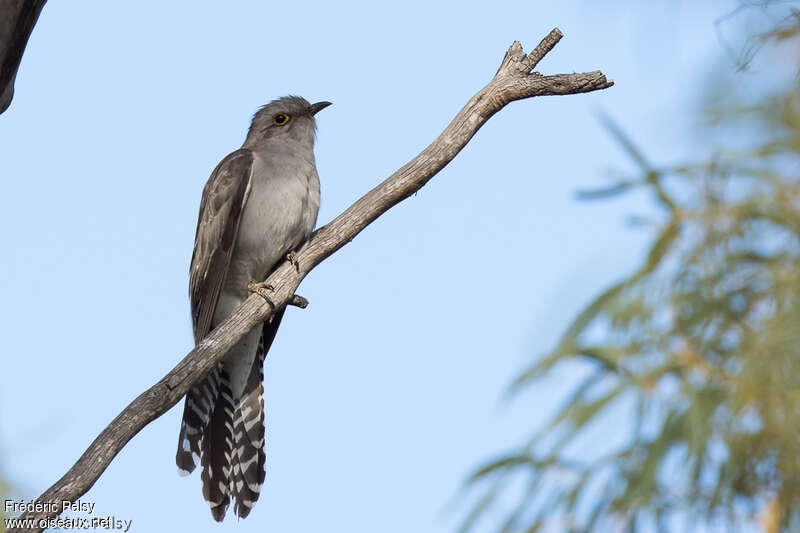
[272,113,291,126]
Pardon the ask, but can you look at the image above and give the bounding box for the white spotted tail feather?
[228,332,270,518]
[176,313,282,521]
[176,367,235,520]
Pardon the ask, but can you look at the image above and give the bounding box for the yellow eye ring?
[272,113,291,126]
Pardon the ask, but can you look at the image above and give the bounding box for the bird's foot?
[286,251,300,273]
[247,281,276,309]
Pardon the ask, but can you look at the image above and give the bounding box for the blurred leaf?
[468,452,538,482]
[576,180,638,200]
[462,7,800,531]
[597,112,655,173]
[456,477,508,533]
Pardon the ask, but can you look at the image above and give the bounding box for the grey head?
[243,95,331,149]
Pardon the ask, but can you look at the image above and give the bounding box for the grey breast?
[223,145,320,297]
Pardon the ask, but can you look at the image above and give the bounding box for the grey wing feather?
[189,148,254,344]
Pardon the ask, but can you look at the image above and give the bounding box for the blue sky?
[0,1,772,531]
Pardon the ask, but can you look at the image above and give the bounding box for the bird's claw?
[248,281,276,309]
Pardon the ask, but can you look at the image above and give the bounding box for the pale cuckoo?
[176,96,330,520]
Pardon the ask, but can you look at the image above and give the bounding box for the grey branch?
[9,29,612,533]
[0,0,47,114]
[287,294,309,309]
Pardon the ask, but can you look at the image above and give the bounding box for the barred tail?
[229,359,266,518]
[176,309,284,521]
[176,367,235,521]
[176,368,221,475]
[202,369,234,521]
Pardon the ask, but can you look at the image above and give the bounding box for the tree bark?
[0,0,46,114]
[8,29,612,532]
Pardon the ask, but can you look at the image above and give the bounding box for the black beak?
[308,101,332,116]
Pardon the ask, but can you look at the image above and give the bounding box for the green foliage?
[462,25,800,533]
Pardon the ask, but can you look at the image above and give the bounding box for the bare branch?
[0,0,47,114]
[526,27,564,70]
[287,294,309,309]
[9,30,612,532]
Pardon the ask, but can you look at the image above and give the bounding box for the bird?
[175,95,330,521]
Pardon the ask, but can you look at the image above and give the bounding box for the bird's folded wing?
[189,148,254,344]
